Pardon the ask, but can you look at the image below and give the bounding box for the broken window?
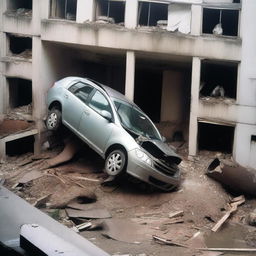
[95,0,125,24]
[8,35,32,57]
[6,135,34,156]
[198,122,234,153]
[50,0,77,20]
[202,8,239,36]
[7,78,32,109]
[138,1,168,27]
[7,0,32,11]
[200,60,238,99]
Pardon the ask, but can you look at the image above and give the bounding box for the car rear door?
[78,89,114,155]
[62,82,94,130]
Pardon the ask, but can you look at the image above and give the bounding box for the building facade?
[0,0,255,168]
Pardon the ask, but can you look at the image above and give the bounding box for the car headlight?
[135,149,153,166]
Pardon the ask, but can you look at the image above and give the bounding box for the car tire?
[105,149,127,177]
[46,108,62,131]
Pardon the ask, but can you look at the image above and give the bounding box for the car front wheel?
[105,149,127,177]
[46,108,62,131]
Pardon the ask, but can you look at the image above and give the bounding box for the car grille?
[153,160,178,176]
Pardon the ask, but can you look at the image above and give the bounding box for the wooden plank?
[211,198,245,232]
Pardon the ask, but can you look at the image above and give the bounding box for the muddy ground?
[1,139,256,256]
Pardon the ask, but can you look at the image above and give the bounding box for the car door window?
[89,90,112,115]
[69,82,93,104]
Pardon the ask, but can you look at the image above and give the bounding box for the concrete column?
[0,32,7,115]
[32,37,50,154]
[76,0,95,23]
[125,0,138,29]
[191,4,202,36]
[188,57,201,156]
[125,51,135,101]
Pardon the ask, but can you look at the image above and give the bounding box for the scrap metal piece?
[206,158,256,196]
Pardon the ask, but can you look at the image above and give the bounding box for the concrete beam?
[41,20,241,61]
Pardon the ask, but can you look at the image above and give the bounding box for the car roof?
[64,76,140,109]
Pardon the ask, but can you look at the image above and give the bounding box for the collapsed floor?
[1,138,256,256]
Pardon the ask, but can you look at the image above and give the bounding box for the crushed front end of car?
[126,136,182,191]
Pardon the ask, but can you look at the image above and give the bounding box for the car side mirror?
[101,110,112,122]
[162,136,166,142]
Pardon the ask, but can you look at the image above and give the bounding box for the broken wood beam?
[168,210,184,219]
[152,235,188,248]
[198,247,256,252]
[211,196,245,232]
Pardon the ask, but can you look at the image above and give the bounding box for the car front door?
[78,90,114,155]
[62,82,94,131]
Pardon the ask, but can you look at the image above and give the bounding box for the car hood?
[138,138,182,165]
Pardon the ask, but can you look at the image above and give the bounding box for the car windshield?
[113,98,161,140]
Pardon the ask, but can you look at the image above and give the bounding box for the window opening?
[202,8,239,36]
[7,0,32,11]
[9,35,32,57]
[6,135,34,156]
[96,0,125,24]
[50,0,77,20]
[200,60,238,100]
[198,122,234,153]
[138,2,168,27]
[251,135,256,143]
[8,78,32,109]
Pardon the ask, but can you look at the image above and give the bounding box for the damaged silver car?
[46,77,182,191]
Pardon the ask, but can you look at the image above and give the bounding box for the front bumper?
[126,150,181,191]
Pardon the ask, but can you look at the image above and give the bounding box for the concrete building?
[0,0,255,169]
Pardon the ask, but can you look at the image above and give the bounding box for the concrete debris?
[157,20,167,29]
[33,194,51,208]
[206,158,256,196]
[96,16,115,24]
[66,208,112,219]
[18,170,44,184]
[4,8,32,17]
[211,196,245,232]
[213,23,223,35]
[247,209,256,226]
[6,104,32,121]
[102,219,146,244]
[210,86,225,97]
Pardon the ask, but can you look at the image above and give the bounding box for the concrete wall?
[161,70,184,122]
[3,59,32,80]
[233,0,256,168]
